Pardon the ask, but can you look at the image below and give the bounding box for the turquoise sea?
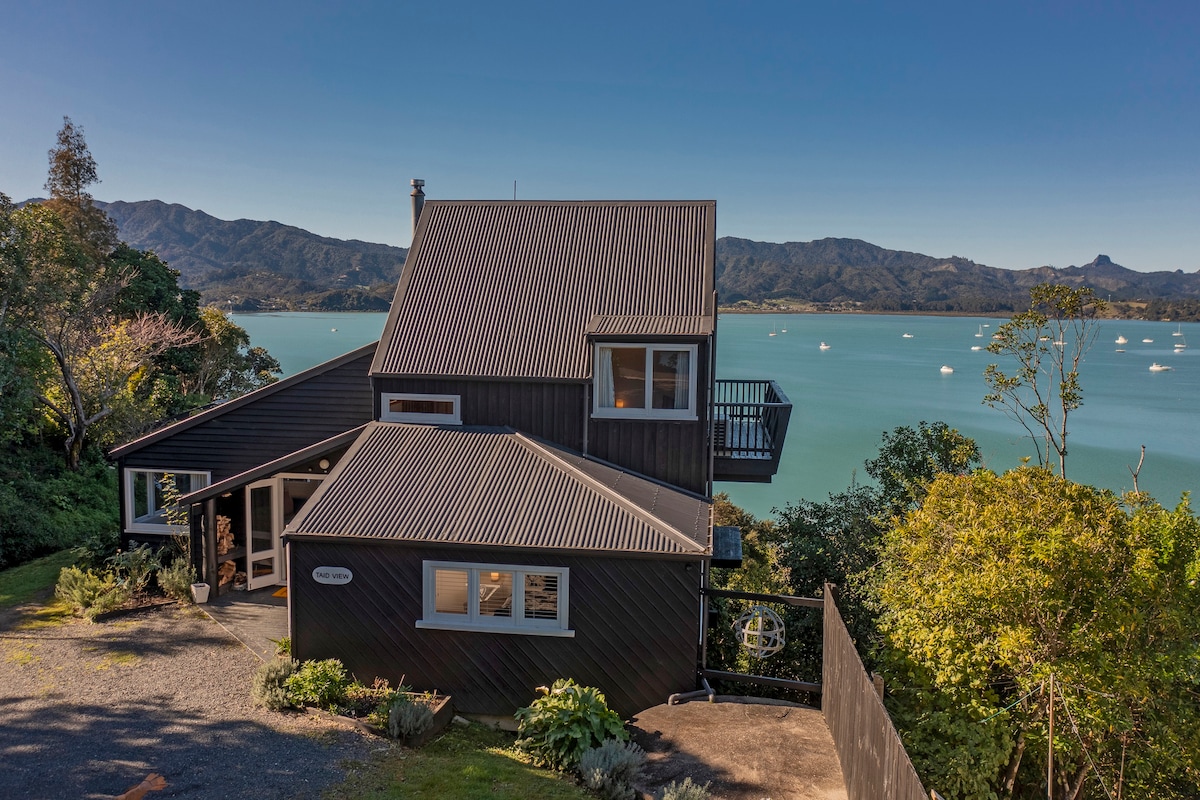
[233,312,1200,520]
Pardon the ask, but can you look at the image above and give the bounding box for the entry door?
[246,479,281,590]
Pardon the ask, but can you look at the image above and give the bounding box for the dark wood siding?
[373,377,586,451]
[120,353,374,480]
[289,540,702,718]
[587,340,711,494]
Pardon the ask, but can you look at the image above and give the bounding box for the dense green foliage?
[707,421,979,689]
[877,468,1200,799]
[1,119,279,572]
[284,658,351,709]
[0,447,118,569]
[514,678,628,771]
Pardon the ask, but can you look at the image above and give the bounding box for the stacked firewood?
[216,515,234,555]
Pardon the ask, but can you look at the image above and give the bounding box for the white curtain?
[596,346,615,407]
[673,350,690,410]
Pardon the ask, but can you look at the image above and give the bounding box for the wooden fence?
[822,583,928,800]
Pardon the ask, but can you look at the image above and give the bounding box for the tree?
[876,468,1200,799]
[42,116,116,256]
[185,306,280,401]
[984,284,1107,478]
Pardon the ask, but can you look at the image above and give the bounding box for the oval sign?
[312,566,353,585]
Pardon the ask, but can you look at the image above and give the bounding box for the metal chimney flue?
[410,179,425,242]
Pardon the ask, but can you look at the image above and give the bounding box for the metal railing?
[712,379,792,472]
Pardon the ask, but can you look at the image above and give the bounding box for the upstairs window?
[380,392,462,424]
[416,561,573,637]
[593,343,697,420]
[124,469,210,534]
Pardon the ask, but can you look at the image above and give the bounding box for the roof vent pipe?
[410,179,425,241]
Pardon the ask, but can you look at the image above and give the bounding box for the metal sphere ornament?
[733,605,785,658]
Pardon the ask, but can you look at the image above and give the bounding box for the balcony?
[712,379,792,482]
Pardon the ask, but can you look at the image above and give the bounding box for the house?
[110,189,791,717]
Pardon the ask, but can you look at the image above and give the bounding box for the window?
[416,561,573,637]
[593,343,697,420]
[124,469,210,534]
[380,393,461,424]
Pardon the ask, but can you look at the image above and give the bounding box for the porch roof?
[179,425,368,505]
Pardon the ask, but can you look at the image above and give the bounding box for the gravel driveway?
[0,598,379,800]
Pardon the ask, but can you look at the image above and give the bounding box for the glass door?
[246,480,281,590]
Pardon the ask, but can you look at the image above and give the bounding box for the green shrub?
[388,695,435,740]
[106,543,160,593]
[284,658,349,709]
[54,565,129,619]
[251,658,297,711]
[659,777,712,800]
[579,739,646,800]
[157,555,196,602]
[514,678,627,771]
[269,635,292,656]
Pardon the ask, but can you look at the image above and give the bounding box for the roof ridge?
[509,431,707,553]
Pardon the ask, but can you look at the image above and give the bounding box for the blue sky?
[2,1,1197,271]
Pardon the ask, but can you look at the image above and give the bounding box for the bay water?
[234,312,1200,520]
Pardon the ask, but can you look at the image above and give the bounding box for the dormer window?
[593,343,697,420]
[381,393,462,424]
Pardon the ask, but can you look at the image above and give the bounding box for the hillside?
[96,200,407,310]
[71,199,1200,315]
[717,237,1200,314]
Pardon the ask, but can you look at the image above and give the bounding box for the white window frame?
[592,343,698,421]
[416,560,573,638]
[123,468,211,534]
[380,392,462,425]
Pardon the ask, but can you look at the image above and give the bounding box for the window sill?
[415,619,575,638]
[592,411,698,421]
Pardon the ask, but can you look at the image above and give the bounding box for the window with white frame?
[416,561,573,637]
[593,343,697,420]
[124,469,210,534]
[380,392,462,424]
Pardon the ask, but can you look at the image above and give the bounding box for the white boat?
[940,365,954,374]
[768,324,776,337]
[975,325,984,338]
[902,333,914,338]
[1174,324,1183,337]
[970,345,983,351]
[1143,338,1154,343]
[819,342,831,350]
[1115,335,1128,344]
[1149,363,1173,372]
[780,328,787,334]
[1174,336,1187,350]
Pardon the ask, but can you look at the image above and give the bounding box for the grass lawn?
[325,721,591,800]
[0,550,76,609]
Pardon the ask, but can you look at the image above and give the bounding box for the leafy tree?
[984,284,1107,478]
[185,306,280,400]
[876,468,1200,799]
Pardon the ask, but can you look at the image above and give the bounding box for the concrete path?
[200,586,287,661]
[630,696,848,800]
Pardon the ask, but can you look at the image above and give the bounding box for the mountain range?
[89,200,1200,316]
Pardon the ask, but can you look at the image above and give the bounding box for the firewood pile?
[217,560,236,586]
[215,515,234,555]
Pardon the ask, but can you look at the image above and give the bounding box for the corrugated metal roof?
[287,422,711,556]
[371,201,715,380]
[110,342,377,457]
[586,315,713,337]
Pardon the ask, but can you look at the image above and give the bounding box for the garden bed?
[304,692,453,747]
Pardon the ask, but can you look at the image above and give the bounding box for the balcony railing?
[712,379,792,482]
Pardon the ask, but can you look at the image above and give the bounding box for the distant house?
[111,193,791,717]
